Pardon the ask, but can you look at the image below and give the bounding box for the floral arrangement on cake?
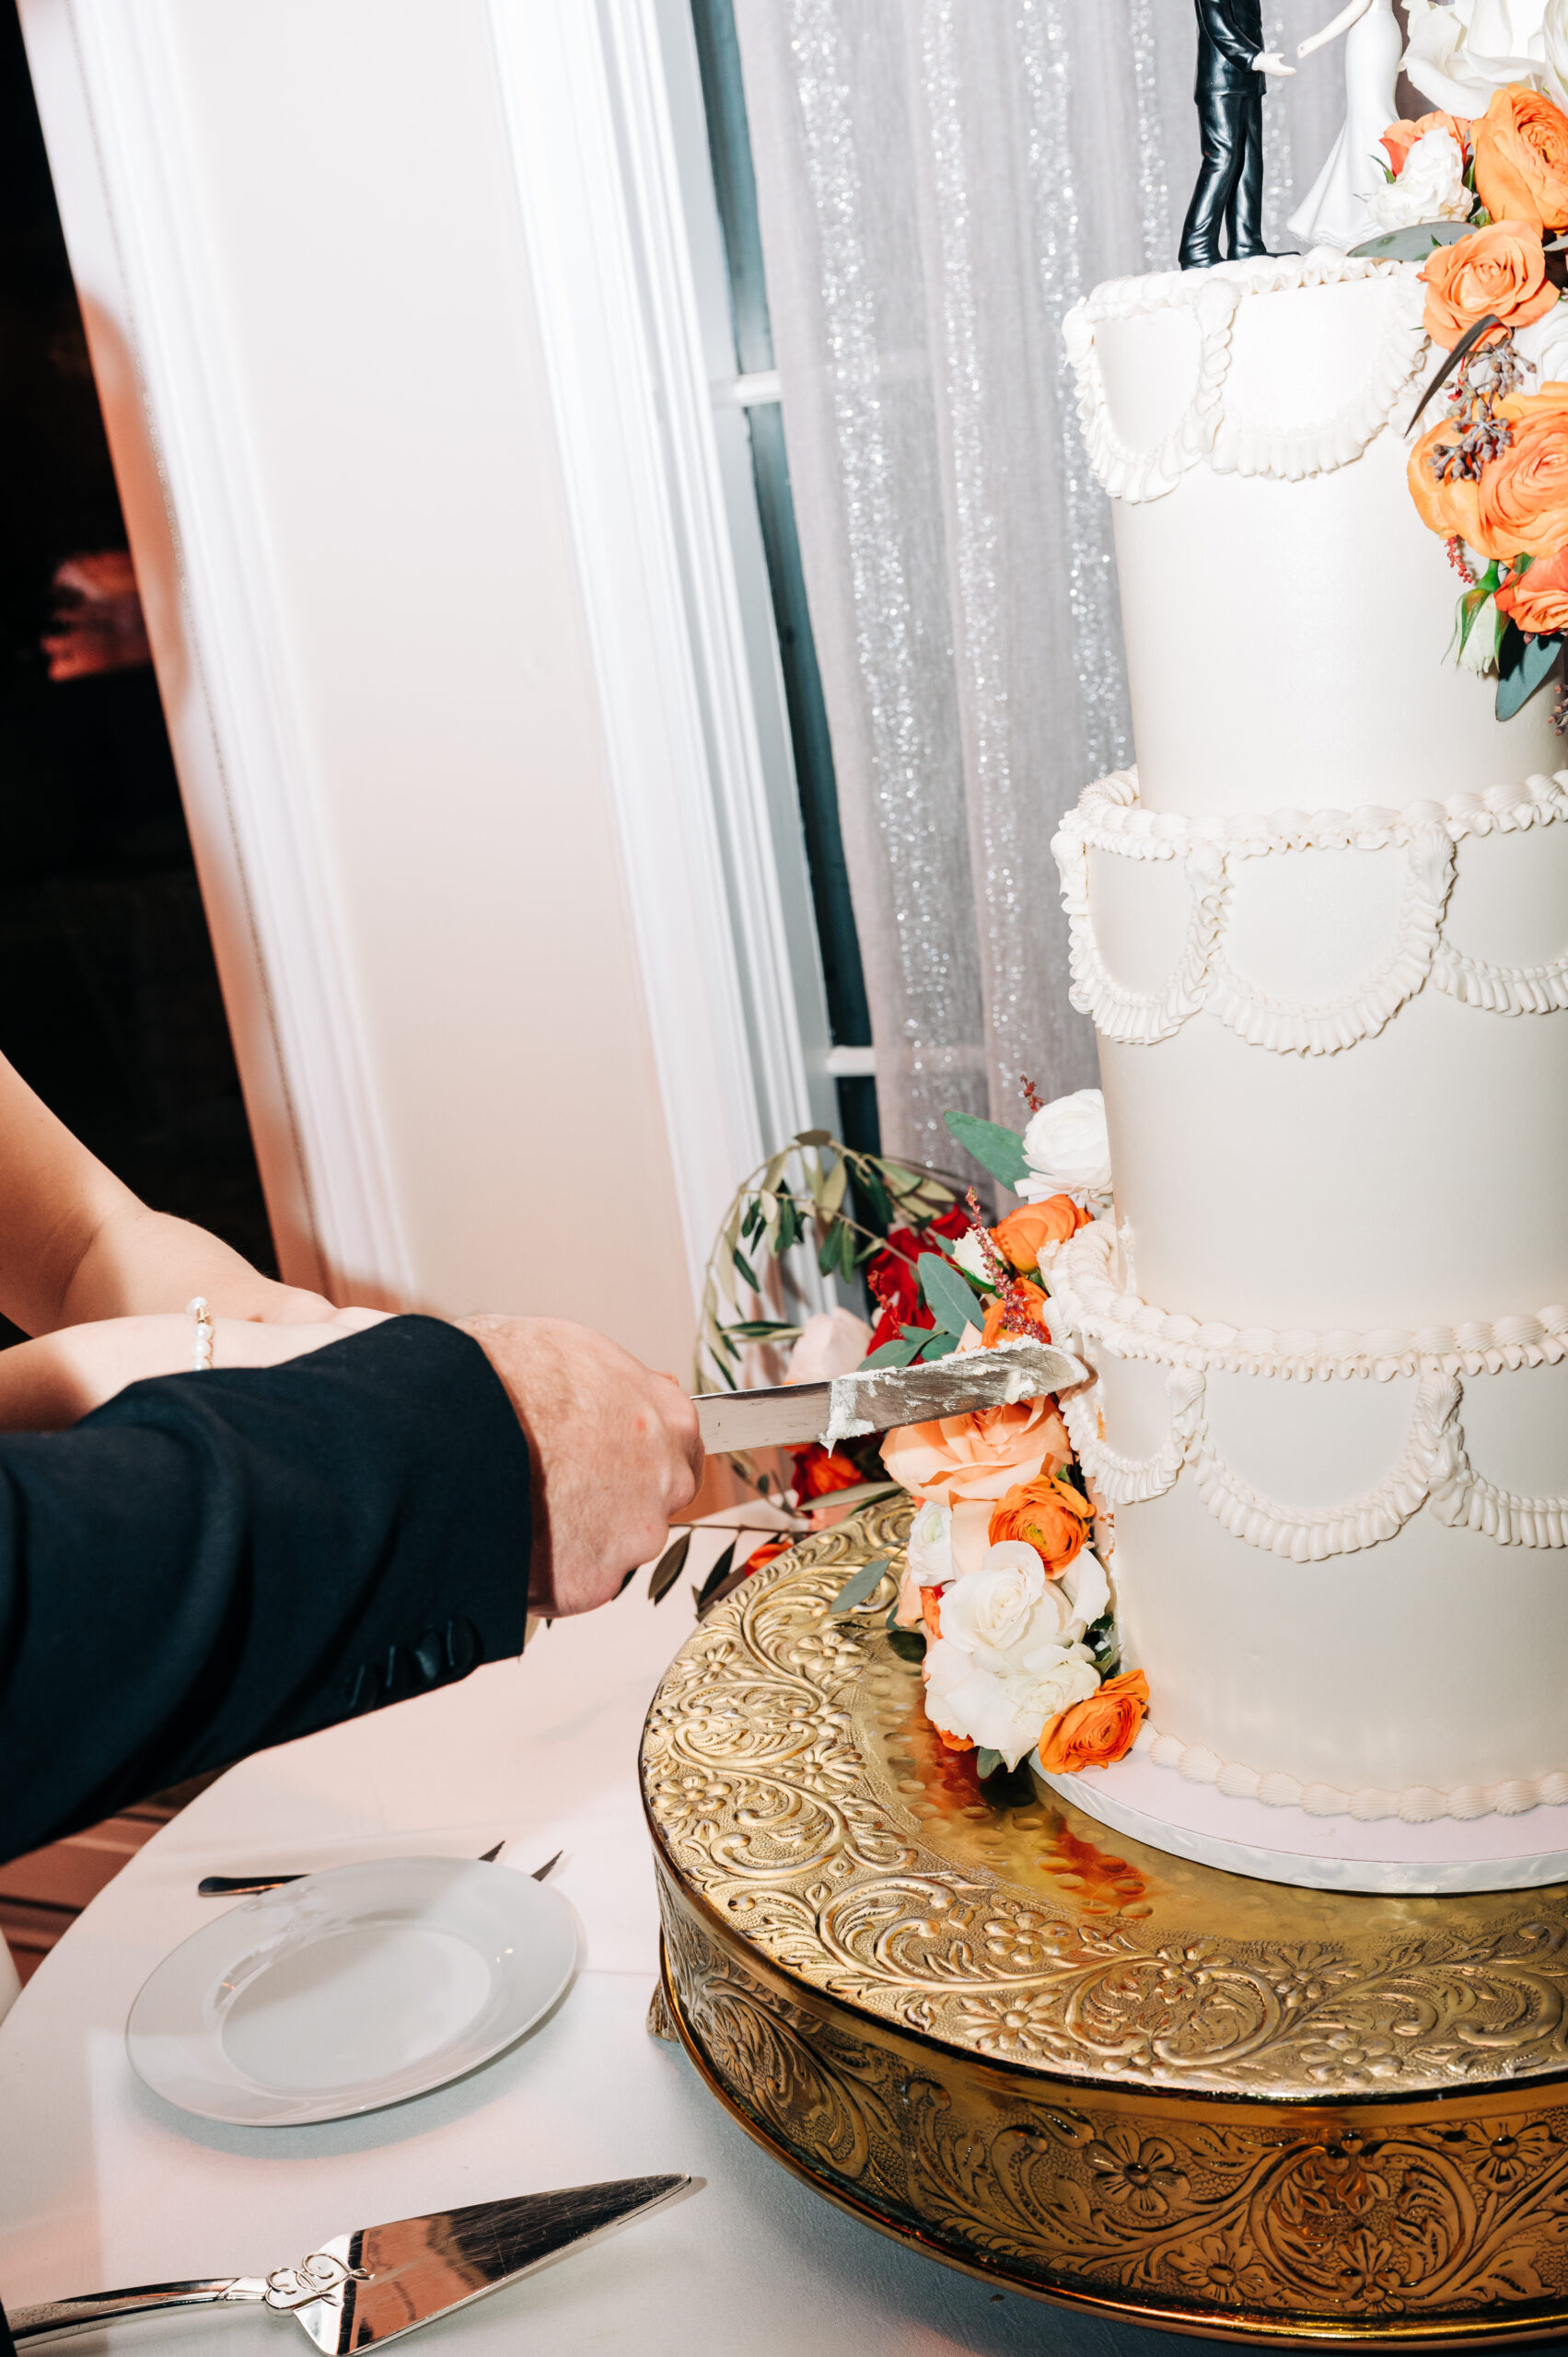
[1374,77,1568,717]
[690,1083,1146,1782]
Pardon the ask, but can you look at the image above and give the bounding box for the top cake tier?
[1066,254,1562,813]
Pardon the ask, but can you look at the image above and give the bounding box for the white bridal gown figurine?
[1287,0,1406,250]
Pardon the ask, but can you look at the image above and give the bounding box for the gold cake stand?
[641,1498,1568,2344]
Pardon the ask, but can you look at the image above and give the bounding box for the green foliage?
[1496,621,1563,721]
[887,1626,927,1664]
[919,1250,985,1339]
[943,1109,1029,1189]
[827,1557,890,1614]
[975,1747,1005,1781]
[1346,218,1474,261]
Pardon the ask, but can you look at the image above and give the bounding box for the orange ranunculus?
[1421,221,1557,349]
[935,1725,975,1754]
[1474,86,1568,233]
[988,1474,1093,1575]
[981,1281,1051,1349]
[791,1443,866,1501]
[1496,542,1568,634]
[990,1195,1088,1273]
[1474,385,1568,558]
[1038,1668,1150,1774]
[920,1585,944,1643]
[881,1393,1073,1503]
[1383,110,1471,175]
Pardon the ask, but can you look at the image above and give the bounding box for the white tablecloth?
[0,1562,1193,2355]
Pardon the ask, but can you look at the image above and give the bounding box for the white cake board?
[1029,1747,1568,1895]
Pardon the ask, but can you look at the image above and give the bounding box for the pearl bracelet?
[187,1295,214,1372]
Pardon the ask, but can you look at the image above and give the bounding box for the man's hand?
[1252,49,1295,73]
[457,1317,703,1618]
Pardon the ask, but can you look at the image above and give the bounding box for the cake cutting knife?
[8,2177,691,2345]
[692,1335,1087,1455]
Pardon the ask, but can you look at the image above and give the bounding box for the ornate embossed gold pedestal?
[641,1501,1568,2344]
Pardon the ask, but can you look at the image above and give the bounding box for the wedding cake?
[1035,250,1568,1893]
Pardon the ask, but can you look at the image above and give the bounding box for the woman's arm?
[0,1307,389,1432]
[0,1050,336,1333]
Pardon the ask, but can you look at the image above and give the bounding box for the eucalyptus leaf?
[828,1556,890,1613]
[861,1332,923,1368]
[795,1129,833,1146]
[916,1329,960,1363]
[887,1626,927,1664]
[862,1164,894,1233]
[944,1109,1029,1189]
[1346,218,1475,261]
[821,1155,850,1215]
[975,1747,1005,1781]
[732,1245,761,1293]
[647,1529,691,1606]
[726,1319,803,1341]
[919,1251,985,1339]
[691,1538,738,1617]
[804,1479,900,1512]
[1496,623,1563,721]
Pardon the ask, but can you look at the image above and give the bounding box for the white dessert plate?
[126,1855,577,2125]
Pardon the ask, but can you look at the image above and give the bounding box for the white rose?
[906,1498,955,1587]
[923,1635,1100,1771]
[1061,1546,1110,1635]
[1018,1087,1111,1207]
[949,1229,993,1283]
[1404,0,1550,112]
[1364,129,1471,231]
[1547,0,1568,107]
[936,1544,1045,1662]
[1513,296,1568,382]
[784,1306,872,1384]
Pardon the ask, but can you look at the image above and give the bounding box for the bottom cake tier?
[643,1504,1568,2340]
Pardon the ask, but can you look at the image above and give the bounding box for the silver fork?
[196,1844,562,1897]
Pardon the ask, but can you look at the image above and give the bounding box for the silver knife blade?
[693,1336,1086,1455]
[290,2178,691,2350]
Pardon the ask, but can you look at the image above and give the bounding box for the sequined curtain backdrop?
[734,0,1340,1165]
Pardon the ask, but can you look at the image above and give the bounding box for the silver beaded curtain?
[733,0,1344,1166]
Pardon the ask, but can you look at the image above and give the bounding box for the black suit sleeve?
[1196,0,1263,70]
[0,1315,531,1865]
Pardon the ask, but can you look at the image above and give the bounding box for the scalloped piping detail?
[1052,769,1568,1055]
[1063,254,1427,505]
[1429,1429,1568,1548]
[1058,1372,1199,1505]
[1129,1721,1568,1824]
[1042,1219,1568,1383]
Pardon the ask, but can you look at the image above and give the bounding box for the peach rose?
[988,1474,1093,1575]
[1409,415,1491,551]
[1038,1668,1150,1774]
[990,1195,1088,1273]
[981,1281,1051,1349]
[1474,386,1568,557]
[1421,221,1557,349]
[1383,110,1471,175]
[1474,87,1568,234]
[881,1394,1072,1503]
[1496,542,1568,633]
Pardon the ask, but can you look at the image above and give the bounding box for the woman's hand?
[0,1307,389,1433]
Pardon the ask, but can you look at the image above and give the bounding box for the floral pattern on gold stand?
[641,1500,1568,2338]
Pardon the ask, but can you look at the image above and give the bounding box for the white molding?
[18,0,414,1306]
[487,0,825,1304]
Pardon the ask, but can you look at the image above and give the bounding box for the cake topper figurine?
[1179,0,1295,269]
[1287,0,1406,249]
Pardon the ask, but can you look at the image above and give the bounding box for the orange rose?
[989,1195,1088,1273]
[1474,386,1568,558]
[981,1281,1051,1348]
[1496,542,1568,634]
[791,1444,866,1501]
[1383,110,1471,175]
[935,1724,974,1755]
[1038,1668,1150,1774]
[1421,221,1556,349]
[1409,416,1491,550]
[920,1585,943,1643]
[881,1393,1072,1502]
[988,1473,1092,1574]
[1474,86,1568,233]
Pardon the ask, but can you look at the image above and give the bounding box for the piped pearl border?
[1046,1218,1568,1385]
[1052,768,1568,1054]
[1131,1720,1568,1828]
[1063,251,1427,505]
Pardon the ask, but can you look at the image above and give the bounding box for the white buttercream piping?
[1130,1721,1568,1826]
[1053,769,1568,1057]
[1063,252,1428,505]
[1043,1220,1568,1385]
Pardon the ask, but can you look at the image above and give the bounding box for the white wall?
[21,0,809,1374]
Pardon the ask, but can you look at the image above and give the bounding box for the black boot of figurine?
[1180,84,1268,268]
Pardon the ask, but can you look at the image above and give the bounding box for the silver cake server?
[693,1335,1086,1455]
[9,2177,691,2346]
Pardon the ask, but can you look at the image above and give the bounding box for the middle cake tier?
[1056,767,1568,1332]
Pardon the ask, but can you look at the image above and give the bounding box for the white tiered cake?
[1035,252,1568,1894]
